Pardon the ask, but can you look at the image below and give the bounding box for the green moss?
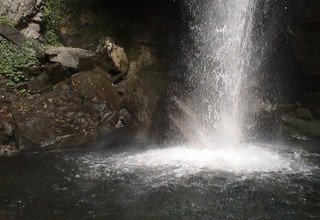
[0,16,17,26]
[0,36,38,83]
[43,30,62,46]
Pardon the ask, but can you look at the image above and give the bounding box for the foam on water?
[77,145,313,184]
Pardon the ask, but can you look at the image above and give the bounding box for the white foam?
[77,145,312,183]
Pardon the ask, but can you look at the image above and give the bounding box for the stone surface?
[0,25,25,45]
[0,0,42,22]
[282,113,320,138]
[0,118,14,145]
[116,45,168,131]
[12,90,99,149]
[71,71,121,109]
[21,22,41,39]
[11,89,135,150]
[45,46,95,70]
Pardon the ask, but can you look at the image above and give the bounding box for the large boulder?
[12,90,100,149]
[45,46,95,70]
[71,70,121,109]
[11,70,130,150]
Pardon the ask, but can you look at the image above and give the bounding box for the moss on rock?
[0,36,38,83]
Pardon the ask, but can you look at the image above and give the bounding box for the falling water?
[174,0,258,148]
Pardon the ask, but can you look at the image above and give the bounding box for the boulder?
[12,90,100,149]
[71,71,121,109]
[45,46,95,70]
[0,25,25,45]
[11,94,134,150]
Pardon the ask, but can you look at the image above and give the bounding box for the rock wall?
[0,0,41,21]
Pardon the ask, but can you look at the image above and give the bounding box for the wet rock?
[11,90,133,149]
[45,46,95,70]
[304,92,320,118]
[115,44,168,131]
[98,109,136,137]
[71,71,121,109]
[296,108,313,121]
[0,25,25,45]
[282,112,320,139]
[12,90,100,149]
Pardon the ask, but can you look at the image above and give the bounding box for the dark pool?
[0,143,319,219]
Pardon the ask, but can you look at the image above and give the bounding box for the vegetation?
[0,16,17,26]
[0,36,38,83]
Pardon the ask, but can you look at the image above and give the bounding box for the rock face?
[45,46,95,70]
[12,90,99,149]
[71,70,121,109]
[282,113,320,139]
[290,1,320,93]
[12,70,131,150]
[116,44,167,131]
[0,25,25,45]
[0,0,42,22]
[0,119,14,145]
[24,63,72,93]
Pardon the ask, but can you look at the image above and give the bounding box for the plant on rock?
[0,36,38,83]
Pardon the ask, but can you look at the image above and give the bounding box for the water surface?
[0,144,319,219]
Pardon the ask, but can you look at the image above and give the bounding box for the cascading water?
[174,0,258,148]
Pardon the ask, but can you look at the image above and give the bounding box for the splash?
[77,145,313,186]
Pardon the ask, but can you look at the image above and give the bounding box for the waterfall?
[173,0,258,148]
